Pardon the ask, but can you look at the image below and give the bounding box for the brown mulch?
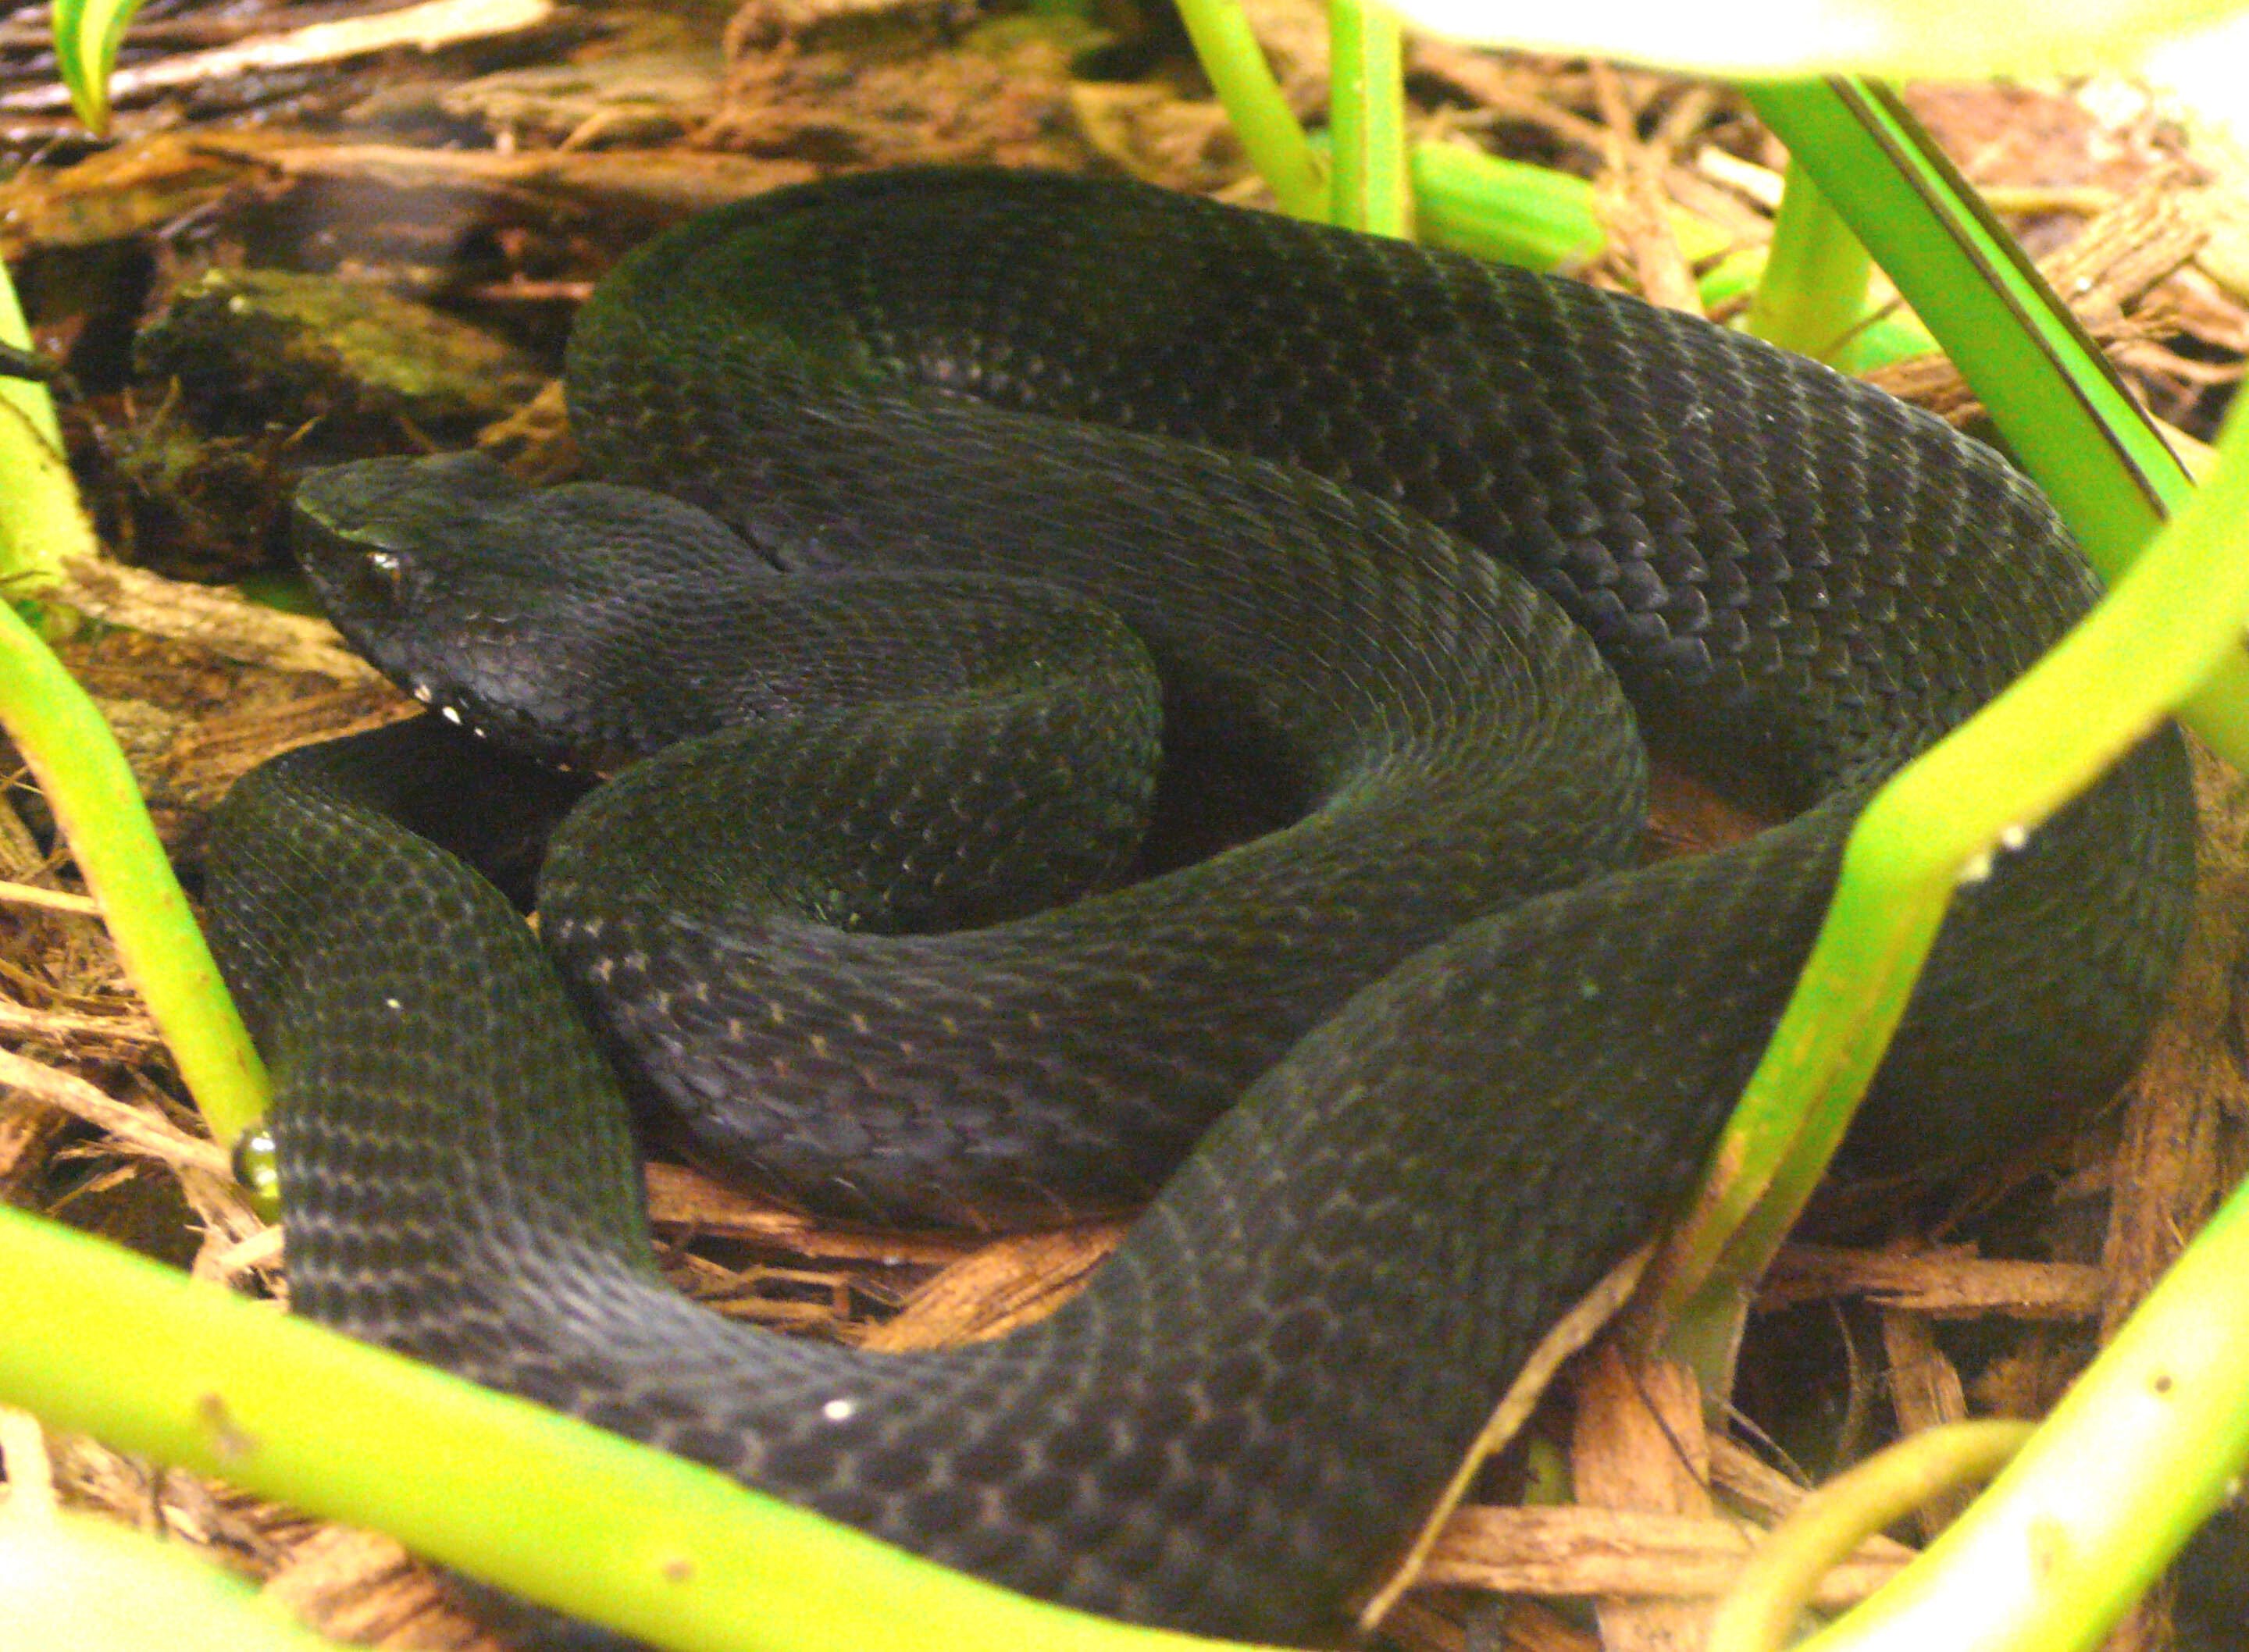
[4,2,2248,1647]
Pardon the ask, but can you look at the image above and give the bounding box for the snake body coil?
[208,169,2197,1644]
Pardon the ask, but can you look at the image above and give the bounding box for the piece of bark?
[1571,1346,1712,1652]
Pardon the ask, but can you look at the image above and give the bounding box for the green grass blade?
[0,1204,1276,1652]
[1403,142,1607,266]
[1748,81,2187,554]
[0,398,98,593]
[0,267,62,453]
[1706,1420,2035,1652]
[1402,140,1937,365]
[1648,77,2249,1359]
[1171,0,1327,216]
[1653,333,2249,1346]
[1326,0,1411,235]
[1741,162,1873,359]
[49,0,146,134]
[0,601,266,1142]
[0,253,83,591]
[1745,80,2249,762]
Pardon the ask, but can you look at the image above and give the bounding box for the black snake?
[205,167,2199,1645]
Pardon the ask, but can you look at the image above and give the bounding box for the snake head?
[291,452,764,771]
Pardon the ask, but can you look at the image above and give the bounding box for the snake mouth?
[414,681,608,776]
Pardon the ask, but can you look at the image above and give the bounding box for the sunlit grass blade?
[1666,80,2249,1652]
[50,0,147,134]
[1649,326,2249,1367]
[0,274,62,453]
[1748,80,2192,566]
[1741,162,1873,359]
[0,600,266,1142]
[1327,0,1411,235]
[1399,141,1938,365]
[1403,141,1607,266]
[0,247,84,593]
[0,401,98,594]
[1706,1420,2036,1652]
[1746,80,2249,763]
[1171,0,1327,216]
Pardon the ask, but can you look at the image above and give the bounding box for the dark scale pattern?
[508,401,1651,1220]
[206,169,2201,1647]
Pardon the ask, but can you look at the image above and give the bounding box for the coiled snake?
[205,168,2198,1644]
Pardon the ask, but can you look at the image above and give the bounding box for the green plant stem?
[1171,0,1326,216]
[0,265,62,451]
[1404,141,1607,266]
[0,600,266,1142]
[1653,375,2249,1336]
[0,399,100,596]
[1745,77,2249,765]
[1401,141,1937,365]
[1705,1422,2033,1652]
[1650,73,2249,1391]
[1742,162,1873,358]
[1326,0,1410,235]
[1799,1167,2249,1652]
[0,259,91,592]
[0,1203,1275,1652]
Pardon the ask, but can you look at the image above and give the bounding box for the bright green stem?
[1405,142,1606,267]
[1799,1166,2249,1652]
[1745,77,2249,766]
[0,1204,1275,1652]
[1656,377,2249,1333]
[0,264,62,451]
[1326,0,1410,236]
[1742,162,1873,360]
[1402,141,1937,366]
[1707,1421,2034,1652]
[1654,70,2249,1383]
[1171,0,1326,217]
[0,600,266,1142]
[0,258,90,592]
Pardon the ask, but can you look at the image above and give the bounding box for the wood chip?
[0,881,101,918]
[1705,1436,1816,1525]
[1589,64,1701,315]
[1878,1310,1975,1540]
[0,1047,230,1177]
[2099,744,2249,1338]
[55,558,380,685]
[193,130,823,219]
[642,1159,977,1266]
[263,1525,504,1651]
[857,1223,1124,1349]
[1759,1242,2106,1320]
[1420,1503,1910,1608]
[0,997,162,1052]
[1570,1346,1712,1652]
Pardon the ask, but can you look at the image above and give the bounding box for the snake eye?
[351,547,413,608]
